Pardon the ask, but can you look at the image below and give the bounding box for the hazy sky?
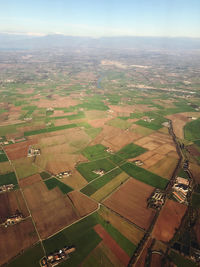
[0,0,200,37]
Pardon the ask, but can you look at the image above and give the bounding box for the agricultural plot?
[44,177,73,194]
[107,117,132,130]
[13,157,40,179]
[152,199,187,242]
[184,118,200,141]
[169,251,197,267]
[0,149,8,162]
[82,144,109,161]
[0,172,18,187]
[134,115,167,130]
[0,189,29,223]
[90,172,129,202]
[76,158,116,182]
[0,218,39,266]
[8,243,44,267]
[116,143,147,160]
[24,123,77,136]
[40,171,51,180]
[23,181,79,239]
[192,193,200,208]
[103,178,156,230]
[0,161,14,175]
[121,162,168,190]
[81,168,122,196]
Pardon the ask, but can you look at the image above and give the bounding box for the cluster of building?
[106,147,114,154]
[148,189,165,210]
[41,246,76,267]
[23,117,32,122]
[46,107,54,112]
[27,146,41,157]
[4,214,23,227]
[133,160,143,166]
[143,117,155,123]
[56,171,72,179]
[93,169,105,176]
[172,177,189,203]
[162,121,170,128]
[0,184,14,194]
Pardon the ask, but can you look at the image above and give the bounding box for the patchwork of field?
[103,178,156,230]
[94,224,130,266]
[91,125,142,150]
[152,199,187,242]
[0,218,38,266]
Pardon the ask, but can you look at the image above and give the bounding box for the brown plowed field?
[152,199,187,242]
[23,181,79,239]
[103,179,155,230]
[68,191,98,217]
[134,238,152,267]
[0,190,29,223]
[4,139,38,160]
[19,173,42,188]
[61,170,87,190]
[0,218,38,266]
[94,224,130,266]
[150,253,163,267]
[91,125,142,150]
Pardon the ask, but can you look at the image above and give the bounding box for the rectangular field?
[103,178,156,230]
[44,178,73,194]
[77,158,116,182]
[81,168,122,196]
[0,172,18,186]
[120,162,168,190]
[116,143,147,160]
[82,144,109,161]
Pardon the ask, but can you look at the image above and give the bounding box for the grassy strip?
[120,162,168,190]
[76,159,116,182]
[45,178,73,194]
[81,168,122,196]
[24,123,77,136]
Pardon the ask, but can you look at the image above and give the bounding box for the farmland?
[1,40,200,266]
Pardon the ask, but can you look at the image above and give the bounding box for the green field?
[108,154,125,165]
[0,150,8,162]
[44,178,73,194]
[8,243,44,267]
[134,115,167,130]
[120,162,168,189]
[40,171,51,180]
[81,168,122,196]
[191,193,200,208]
[184,118,200,141]
[0,172,18,186]
[82,144,109,161]
[76,159,116,182]
[24,123,77,136]
[116,143,147,159]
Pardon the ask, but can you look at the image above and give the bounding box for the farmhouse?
[143,117,154,123]
[172,176,189,203]
[93,169,105,176]
[133,159,143,166]
[42,245,76,266]
[56,171,72,179]
[162,121,170,128]
[4,214,23,227]
[148,189,165,209]
[0,184,14,193]
[27,146,41,157]
[106,147,114,154]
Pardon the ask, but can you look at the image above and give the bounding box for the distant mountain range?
[0,33,200,50]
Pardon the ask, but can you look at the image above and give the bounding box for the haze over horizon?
[1,0,200,38]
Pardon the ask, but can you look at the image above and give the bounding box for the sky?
[0,0,200,38]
